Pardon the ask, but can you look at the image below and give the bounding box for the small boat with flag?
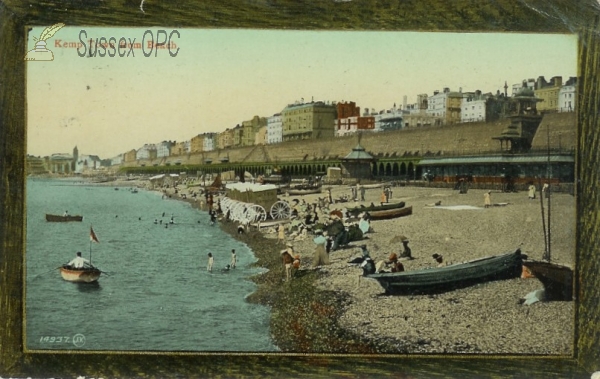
[60,265,102,283]
[61,226,103,283]
[46,214,83,222]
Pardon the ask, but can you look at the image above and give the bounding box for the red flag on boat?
[90,226,100,243]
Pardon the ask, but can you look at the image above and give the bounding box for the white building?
[335,116,358,137]
[267,113,283,144]
[426,89,448,118]
[558,83,576,112]
[136,144,156,160]
[374,107,403,132]
[203,133,216,152]
[156,141,174,158]
[75,154,102,173]
[512,79,536,96]
[111,154,123,166]
[461,92,488,123]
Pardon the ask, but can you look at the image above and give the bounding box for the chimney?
[434,90,440,95]
[443,87,450,93]
[552,76,562,87]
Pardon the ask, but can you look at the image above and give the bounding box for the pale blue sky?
[26,27,577,158]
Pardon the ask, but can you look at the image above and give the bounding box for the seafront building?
[203,133,216,152]
[373,106,403,132]
[461,91,490,123]
[281,101,337,141]
[534,76,563,112]
[267,113,283,144]
[136,144,157,160]
[558,77,577,112]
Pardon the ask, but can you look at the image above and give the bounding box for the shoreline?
[88,177,575,354]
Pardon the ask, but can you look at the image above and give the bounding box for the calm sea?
[25,178,278,352]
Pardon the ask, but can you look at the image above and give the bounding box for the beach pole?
[539,178,548,259]
[546,185,551,261]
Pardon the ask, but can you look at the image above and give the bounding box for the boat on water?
[60,265,102,283]
[45,214,83,222]
[367,205,412,221]
[366,249,524,295]
[522,260,573,301]
[131,188,139,193]
[347,201,406,216]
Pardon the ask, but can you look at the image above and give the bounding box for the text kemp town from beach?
[25,27,577,354]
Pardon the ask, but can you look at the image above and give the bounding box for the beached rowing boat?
[522,260,573,301]
[45,214,83,222]
[366,249,523,295]
[287,185,322,196]
[367,205,412,221]
[60,265,101,283]
[347,201,406,215]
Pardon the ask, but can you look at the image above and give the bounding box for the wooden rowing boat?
[522,260,573,301]
[287,186,322,196]
[367,206,412,221]
[60,265,101,283]
[45,214,84,222]
[347,201,406,215]
[366,249,523,295]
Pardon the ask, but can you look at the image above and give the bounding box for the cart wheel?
[270,200,291,219]
[247,205,267,222]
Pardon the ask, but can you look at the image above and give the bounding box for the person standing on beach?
[360,185,366,201]
[528,184,536,199]
[281,243,294,281]
[207,252,214,272]
[230,249,237,269]
[277,224,285,245]
[484,191,492,208]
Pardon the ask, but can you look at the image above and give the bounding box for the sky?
[26,27,577,159]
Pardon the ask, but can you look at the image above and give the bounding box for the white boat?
[60,265,101,283]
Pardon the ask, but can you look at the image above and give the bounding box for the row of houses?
[109,75,576,165]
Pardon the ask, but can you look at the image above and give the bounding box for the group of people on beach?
[206,249,237,273]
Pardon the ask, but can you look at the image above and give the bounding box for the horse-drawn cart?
[220,183,291,224]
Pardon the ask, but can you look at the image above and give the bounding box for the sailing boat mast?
[543,124,551,261]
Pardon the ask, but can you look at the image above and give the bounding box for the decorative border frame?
[1,1,598,377]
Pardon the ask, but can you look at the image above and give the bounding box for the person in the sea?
[66,251,90,269]
[207,252,214,272]
[221,264,231,273]
[63,210,69,217]
[230,249,237,269]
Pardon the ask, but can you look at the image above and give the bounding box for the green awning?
[419,154,574,166]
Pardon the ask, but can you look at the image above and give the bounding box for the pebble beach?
[155,179,576,355]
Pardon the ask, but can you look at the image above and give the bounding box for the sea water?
[25,178,278,352]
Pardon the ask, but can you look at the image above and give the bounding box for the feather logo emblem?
[25,23,65,61]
